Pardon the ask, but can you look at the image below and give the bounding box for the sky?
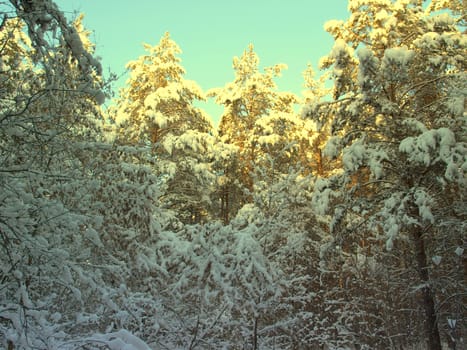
[54,0,350,125]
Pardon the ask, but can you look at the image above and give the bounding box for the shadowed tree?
[306,0,466,348]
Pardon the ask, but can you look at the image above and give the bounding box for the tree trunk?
[413,226,442,350]
[253,317,258,350]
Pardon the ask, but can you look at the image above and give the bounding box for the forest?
[0,0,466,349]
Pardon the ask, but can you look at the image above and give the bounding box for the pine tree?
[112,32,215,223]
[301,64,337,176]
[209,44,299,222]
[307,1,466,348]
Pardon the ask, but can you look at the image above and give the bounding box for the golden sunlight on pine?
[0,1,465,349]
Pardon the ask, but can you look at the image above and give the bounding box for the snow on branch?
[8,0,102,78]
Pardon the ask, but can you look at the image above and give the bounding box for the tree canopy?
[1,1,465,349]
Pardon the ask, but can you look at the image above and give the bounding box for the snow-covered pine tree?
[112,32,215,224]
[306,0,466,348]
[209,45,300,222]
[301,64,338,176]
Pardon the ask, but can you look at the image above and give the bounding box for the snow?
[357,47,374,63]
[312,178,334,215]
[382,46,414,70]
[85,227,104,247]
[438,128,456,158]
[323,19,345,33]
[357,47,379,89]
[375,9,389,22]
[91,330,151,350]
[432,12,456,27]
[414,189,435,223]
[330,39,354,62]
[446,95,465,116]
[1,1,466,349]
[454,247,464,256]
[13,270,23,280]
[447,318,457,330]
[342,140,365,172]
[384,217,399,251]
[399,127,459,170]
[432,255,442,265]
[257,134,281,146]
[370,28,389,46]
[323,136,341,159]
[368,148,388,179]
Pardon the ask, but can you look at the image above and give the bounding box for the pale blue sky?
[55,0,349,124]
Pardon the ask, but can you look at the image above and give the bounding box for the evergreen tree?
[112,32,215,223]
[209,45,300,222]
[3,1,465,349]
[307,1,466,348]
[301,64,338,176]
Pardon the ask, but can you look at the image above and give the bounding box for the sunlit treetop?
[113,32,212,145]
[210,44,297,145]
